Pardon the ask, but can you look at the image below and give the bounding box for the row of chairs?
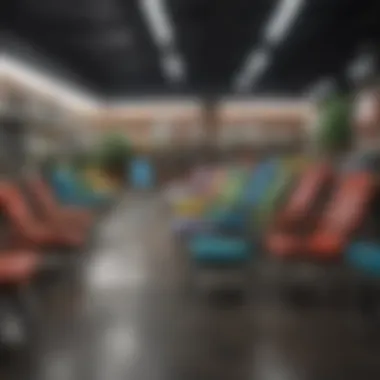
[169,157,380,284]
[0,175,94,279]
[0,171,111,350]
[170,158,303,259]
[268,163,375,261]
[49,166,116,207]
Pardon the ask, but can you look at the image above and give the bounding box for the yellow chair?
[173,196,209,217]
[84,168,119,194]
[173,167,229,217]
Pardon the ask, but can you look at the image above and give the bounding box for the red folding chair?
[268,172,375,261]
[0,251,40,285]
[307,171,375,259]
[0,183,85,249]
[25,176,93,234]
[272,162,332,229]
[267,162,333,254]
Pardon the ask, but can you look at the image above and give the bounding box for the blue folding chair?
[50,167,111,208]
[346,242,380,278]
[129,157,154,190]
[203,159,280,232]
[189,234,251,264]
[188,158,280,265]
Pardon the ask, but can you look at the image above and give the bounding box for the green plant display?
[316,96,352,153]
[93,133,132,177]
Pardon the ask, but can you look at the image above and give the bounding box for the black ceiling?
[2,0,380,98]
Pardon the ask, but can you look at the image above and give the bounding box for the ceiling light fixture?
[139,0,186,83]
[233,49,269,92]
[346,51,375,84]
[0,54,99,112]
[161,48,185,83]
[263,0,304,45]
[140,0,173,46]
[233,0,305,92]
[306,77,336,101]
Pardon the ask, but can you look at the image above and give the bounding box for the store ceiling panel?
[2,0,380,97]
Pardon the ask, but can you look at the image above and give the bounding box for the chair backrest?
[50,168,80,202]
[261,163,296,208]
[281,162,332,219]
[0,182,35,230]
[244,159,279,205]
[205,167,227,198]
[26,176,57,214]
[318,171,375,234]
[129,157,154,189]
[222,168,249,203]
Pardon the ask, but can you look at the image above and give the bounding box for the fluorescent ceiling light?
[233,0,304,92]
[346,51,375,83]
[233,49,270,92]
[264,0,304,45]
[161,50,185,82]
[306,77,336,100]
[139,0,186,83]
[140,0,173,46]
[0,54,99,111]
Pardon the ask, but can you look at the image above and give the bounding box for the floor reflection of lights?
[86,246,149,291]
[93,324,140,380]
[104,324,138,361]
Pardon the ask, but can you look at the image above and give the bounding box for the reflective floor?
[4,193,380,380]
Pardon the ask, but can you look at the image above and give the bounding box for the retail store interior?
[2,0,380,379]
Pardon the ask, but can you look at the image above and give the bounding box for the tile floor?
[4,193,380,380]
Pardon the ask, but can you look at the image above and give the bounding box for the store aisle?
[4,192,380,380]
[32,193,184,380]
